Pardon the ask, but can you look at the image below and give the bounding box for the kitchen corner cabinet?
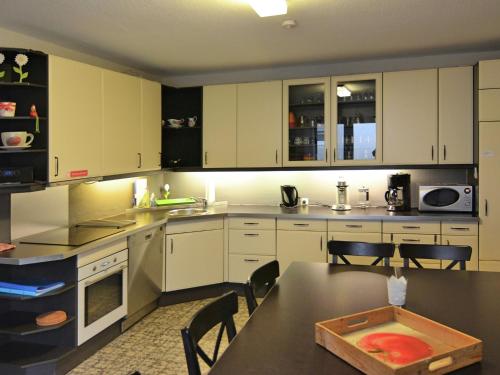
[438,66,473,164]
[277,219,327,271]
[140,79,161,171]
[479,122,500,262]
[283,77,331,167]
[102,69,141,175]
[383,69,438,165]
[203,84,237,168]
[164,218,223,291]
[331,73,383,165]
[237,81,282,167]
[49,56,103,182]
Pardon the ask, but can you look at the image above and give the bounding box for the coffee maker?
[385,173,411,211]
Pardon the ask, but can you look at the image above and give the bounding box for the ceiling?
[1,0,500,76]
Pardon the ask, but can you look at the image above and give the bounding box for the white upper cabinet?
[438,66,473,164]
[237,81,282,167]
[383,69,438,165]
[479,59,500,89]
[331,73,382,165]
[140,79,161,171]
[49,56,103,182]
[203,84,237,168]
[102,69,142,175]
[283,77,331,167]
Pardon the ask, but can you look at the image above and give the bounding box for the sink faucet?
[192,197,208,208]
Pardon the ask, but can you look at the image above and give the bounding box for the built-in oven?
[77,248,128,345]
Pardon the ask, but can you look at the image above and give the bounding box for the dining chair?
[327,240,396,267]
[398,243,472,270]
[181,291,238,375]
[244,260,280,316]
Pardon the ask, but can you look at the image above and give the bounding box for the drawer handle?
[345,224,363,228]
[402,226,421,229]
[244,259,259,262]
[145,234,152,240]
[244,233,259,237]
[450,227,470,231]
[243,222,259,225]
[294,223,309,227]
[402,239,420,242]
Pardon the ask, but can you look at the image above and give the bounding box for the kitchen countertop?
[0,204,478,265]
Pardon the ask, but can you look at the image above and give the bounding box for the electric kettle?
[281,185,299,207]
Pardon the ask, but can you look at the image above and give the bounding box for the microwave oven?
[418,185,473,212]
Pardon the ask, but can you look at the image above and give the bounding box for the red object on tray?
[0,243,15,252]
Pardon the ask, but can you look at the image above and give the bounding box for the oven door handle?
[83,263,127,287]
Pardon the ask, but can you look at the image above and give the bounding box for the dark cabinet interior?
[161,85,203,169]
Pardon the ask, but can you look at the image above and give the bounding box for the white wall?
[164,169,467,208]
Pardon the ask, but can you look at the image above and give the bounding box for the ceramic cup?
[187,116,197,128]
[1,131,34,147]
[0,102,16,117]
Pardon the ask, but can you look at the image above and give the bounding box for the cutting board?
[155,198,196,206]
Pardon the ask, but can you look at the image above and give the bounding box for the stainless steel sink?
[168,208,208,217]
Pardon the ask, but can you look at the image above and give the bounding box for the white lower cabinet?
[277,219,327,272]
[383,233,442,269]
[328,232,382,265]
[164,219,223,292]
[479,261,500,272]
[228,255,275,283]
[228,217,276,283]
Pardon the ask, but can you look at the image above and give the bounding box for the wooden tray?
[315,306,482,374]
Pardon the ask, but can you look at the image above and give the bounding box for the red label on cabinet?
[70,170,89,178]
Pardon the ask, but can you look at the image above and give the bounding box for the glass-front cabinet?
[283,77,330,167]
[331,73,382,165]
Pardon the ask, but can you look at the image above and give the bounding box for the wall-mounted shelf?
[0,311,75,336]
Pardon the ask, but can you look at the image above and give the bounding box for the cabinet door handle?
[325,148,328,163]
[204,152,208,165]
[485,199,488,216]
[443,145,447,161]
[402,238,420,242]
[244,222,259,225]
[333,148,336,162]
[402,225,421,230]
[447,240,450,245]
[275,149,278,164]
[158,152,162,167]
[346,224,362,228]
[54,156,59,177]
[431,145,434,161]
[145,233,152,240]
[244,259,259,262]
[293,223,309,227]
[170,238,174,254]
[138,153,142,168]
[320,236,323,251]
[450,227,470,231]
[244,233,259,237]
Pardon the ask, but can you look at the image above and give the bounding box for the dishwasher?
[122,224,164,331]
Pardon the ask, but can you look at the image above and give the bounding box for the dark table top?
[209,263,500,375]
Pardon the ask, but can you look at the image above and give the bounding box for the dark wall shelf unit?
[0,257,77,375]
[161,85,203,169]
[0,48,49,190]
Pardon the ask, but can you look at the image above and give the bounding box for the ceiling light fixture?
[248,0,287,17]
[337,86,352,97]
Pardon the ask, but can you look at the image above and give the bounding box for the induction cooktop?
[20,226,124,247]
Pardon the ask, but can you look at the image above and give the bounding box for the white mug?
[187,116,197,128]
[1,131,34,147]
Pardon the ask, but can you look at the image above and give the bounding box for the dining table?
[209,262,500,374]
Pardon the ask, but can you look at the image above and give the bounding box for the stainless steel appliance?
[332,179,351,211]
[281,185,299,208]
[418,185,473,212]
[77,247,128,345]
[122,225,164,331]
[385,173,411,211]
[21,226,124,246]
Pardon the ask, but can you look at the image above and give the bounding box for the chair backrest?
[327,240,395,266]
[398,244,472,270]
[244,260,280,316]
[181,291,238,375]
